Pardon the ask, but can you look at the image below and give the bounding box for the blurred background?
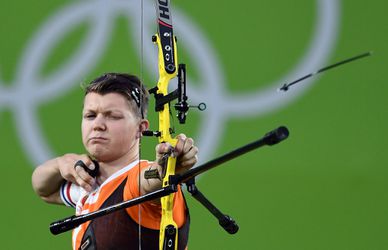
[1,0,387,249]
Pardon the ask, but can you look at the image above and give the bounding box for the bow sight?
[146,63,206,128]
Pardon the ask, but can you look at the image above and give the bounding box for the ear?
[137,119,150,139]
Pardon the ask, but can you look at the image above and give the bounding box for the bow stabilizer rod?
[49,185,178,235]
[176,126,290,183]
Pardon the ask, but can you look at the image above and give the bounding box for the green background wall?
[1,0,387,249]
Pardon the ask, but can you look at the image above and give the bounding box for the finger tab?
[74,160,100,178]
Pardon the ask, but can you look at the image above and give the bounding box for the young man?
[32,73,197,249]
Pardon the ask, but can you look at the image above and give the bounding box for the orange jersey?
[60,160,189,249]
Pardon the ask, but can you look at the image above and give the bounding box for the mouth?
[89,137,108,143]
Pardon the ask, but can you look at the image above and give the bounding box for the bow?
[148,0,181,249]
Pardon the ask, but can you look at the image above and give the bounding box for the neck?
[96,149,140,184]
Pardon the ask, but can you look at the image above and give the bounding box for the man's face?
[82,92,140,162]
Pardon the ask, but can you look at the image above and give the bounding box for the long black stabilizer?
[176,126,289,184]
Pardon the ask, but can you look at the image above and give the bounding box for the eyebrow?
[82,109,124,115]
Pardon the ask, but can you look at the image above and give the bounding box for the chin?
[87,146,107,160]
[89,150,121,163]
[89,153,110,162]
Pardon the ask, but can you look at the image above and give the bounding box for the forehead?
[83,92,131,111]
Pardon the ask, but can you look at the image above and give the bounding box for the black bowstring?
[138,0,144,249]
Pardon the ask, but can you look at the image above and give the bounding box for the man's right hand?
[57,154,96,192]
[32,153,97,204]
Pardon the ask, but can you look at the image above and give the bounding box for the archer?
[31,73,197,249]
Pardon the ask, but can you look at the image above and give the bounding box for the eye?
[109,114,123,120]
[83,113,96,119]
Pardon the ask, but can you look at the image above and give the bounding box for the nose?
[93,114,107,131]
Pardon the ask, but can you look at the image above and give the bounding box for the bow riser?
[154,0,180,249]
